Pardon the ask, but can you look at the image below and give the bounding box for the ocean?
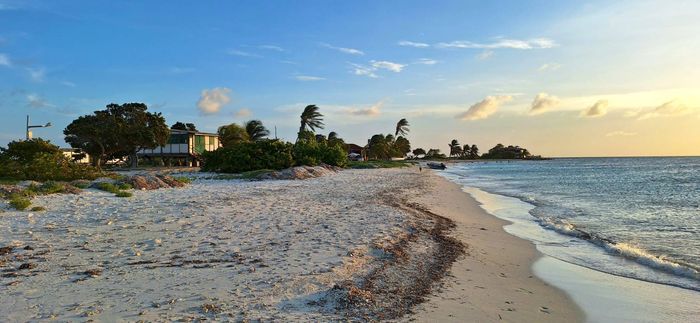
[439,157,700,292]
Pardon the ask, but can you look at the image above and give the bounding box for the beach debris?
[18,262,37,270]
[201,303,224,314]
[83,268,103,277]
[120,175,186,190]
[0,246,13,255]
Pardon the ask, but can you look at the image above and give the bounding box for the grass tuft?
[115,191,133,198]
[117,183,133,190]
[95,182,120,194]
[30,206,46,212]
[9,195,31,211]
[347,160,413,169]
[173,176,192,184]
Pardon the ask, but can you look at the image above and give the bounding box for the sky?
[1,0,699,157]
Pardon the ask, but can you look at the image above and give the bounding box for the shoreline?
[434,170,700,321]
[409,170,584,322]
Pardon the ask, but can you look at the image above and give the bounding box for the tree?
[171,122,197,132]
[0,138,61,164]
[412,148,426,156]
[298,104,324,140]
[244,120,269,141]
[449,139,462,157]
[218,123,250,147]
[367,134,390,160]
[327,131,345,148]
[481,144,531,159]
[395,118,409,137]
[461,144,470,159]
[394,136,411,156]
[64,103,169,168]
[469,145,479,159]
[426,149,446,159]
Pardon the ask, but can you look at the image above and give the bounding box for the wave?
[535,216,700,285]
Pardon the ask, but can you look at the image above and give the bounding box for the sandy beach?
[0,167,581,321]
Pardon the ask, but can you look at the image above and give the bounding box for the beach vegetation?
[30,206,46,212]
[202,139,295,173]
[348,160,412,169]
[8,195,31,211]
[95,182,121,194]
[173,176,193,184]
[412,148,426,157]
[64,103,170,169]
[115,191,133,198]
[449,139,462,157]
[0,139,102,181]
[117,183,133,190]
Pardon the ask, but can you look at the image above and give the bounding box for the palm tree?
[299,104,325,135]
[395,118,409,137]
[449,139,462,157]
[244,120,269,141]
[217,123,249,147]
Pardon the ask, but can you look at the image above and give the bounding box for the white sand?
[0,169,441,321]
[0,168,582,321]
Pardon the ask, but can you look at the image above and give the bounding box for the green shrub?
[292,140,347,167]
[117,183,133,190]
[115,191,133,198]
[173,176,192,184]
[39,181,66,194]
[95,182,120,194]
[0,139,102,181]
[30,206,46,212]
[202,140,294,173]
[9,195,31,211]
[71,180,91,189]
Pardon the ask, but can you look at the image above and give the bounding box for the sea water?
[439,157,700,292]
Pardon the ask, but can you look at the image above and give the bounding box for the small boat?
[427,162,446,170]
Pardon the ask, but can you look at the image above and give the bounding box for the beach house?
[138,129,220,166]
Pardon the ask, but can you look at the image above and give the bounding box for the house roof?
[170,129,218,137]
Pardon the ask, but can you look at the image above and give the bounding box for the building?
[138,129,220,166]
[60,148,90,164]
[345,143,367,161]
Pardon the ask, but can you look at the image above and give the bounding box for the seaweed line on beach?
[316,180,467,321]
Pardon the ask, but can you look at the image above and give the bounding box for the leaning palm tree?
[299,104,325,134]
[244,120,269,141]
[395,118,409,137]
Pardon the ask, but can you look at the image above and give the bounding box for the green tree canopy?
[412,148,426,156]
[244,120,270,141]
[298,104,324,140]
[395,118,410,137]
[218,123,250,147]
[171,122,197,131]
[64,103,168,168]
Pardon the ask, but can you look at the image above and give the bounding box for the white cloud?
[606,131,637,137]
[350,63,378,78]
[529,93,560,115]
[637,99,691,120]
[455,95,513,121]
[226,49,261,58]
[398,40,429,48]
[259,45,284,52]
[235,108,252,118]
[26,94,53,108]
[197,87,232,115]
[27,67,45,82]
[436,38,557,49]
[476,50,494,60]
[414,58,437,65]
[0,53,10,67]
[294,75,325,81]
[539,63,562,71]
[344,100,383,116]
[321,43,364,55]
[371,60,405,72]
[581,100,608,117]
[351,60,405,77]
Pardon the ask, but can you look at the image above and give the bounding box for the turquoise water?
[440,157,700,291]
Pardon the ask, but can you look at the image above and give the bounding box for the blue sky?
[1,0,699,156]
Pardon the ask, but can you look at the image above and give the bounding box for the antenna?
[274,126,277,139]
